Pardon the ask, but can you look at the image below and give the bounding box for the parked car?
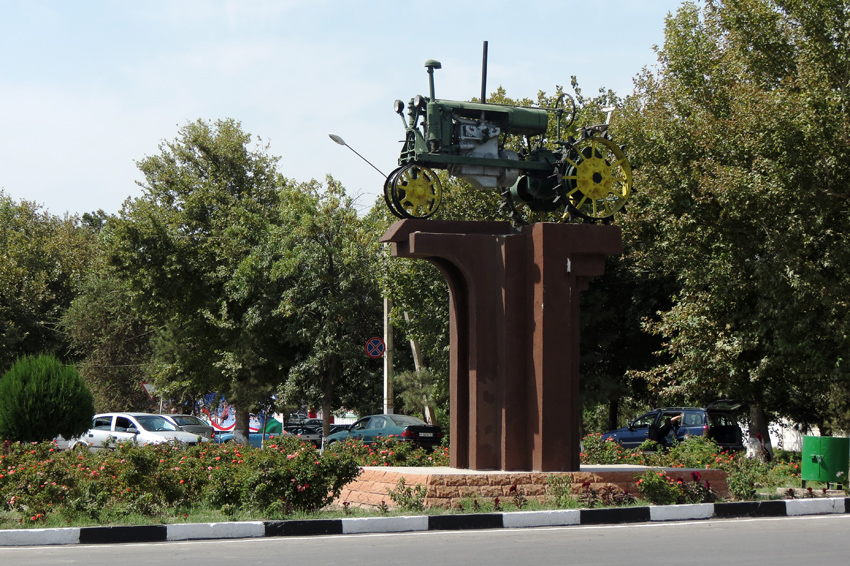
[328,424,351,436]
[214,431,282,448]
[160,414,215,439]
[71,413,210,451]
[324,414,443,450]
[287,417,324,429]
[284,425,322,447]
[600,401,745,451]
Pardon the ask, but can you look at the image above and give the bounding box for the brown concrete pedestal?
[381,220,622,472]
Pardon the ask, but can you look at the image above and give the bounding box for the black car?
[600,401,745,451]
[328,423,351,436]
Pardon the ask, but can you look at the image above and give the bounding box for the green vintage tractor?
[385,58,632,224]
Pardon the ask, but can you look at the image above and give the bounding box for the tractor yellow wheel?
[390,163,442,219]
[383,166,407,219]
[563,136,631,220]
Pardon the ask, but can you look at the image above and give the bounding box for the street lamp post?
[329,134,393,414]
[328,134,387,179]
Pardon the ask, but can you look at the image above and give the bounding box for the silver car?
[284,425,322,447]
[72,413,210,451]
[160,414,215,439]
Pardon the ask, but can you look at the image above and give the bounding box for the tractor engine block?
[447,117,520,190]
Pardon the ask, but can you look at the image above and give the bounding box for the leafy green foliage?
[581,433,803,501]
[62,274,154,412]
[617,0,850,432]
[0,355,94,442]
[326,436,450,467]
[386,477,427,512]
[104,119,296,434]
[0,436,361,523]
[269,177,383,432]
[0,193,97,374]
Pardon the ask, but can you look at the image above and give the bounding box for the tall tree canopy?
[0,192,96,373]
[104,119,295,440]
[269,178,383,435]
[618,0,850,434]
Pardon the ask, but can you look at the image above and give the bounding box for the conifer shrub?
[0,354,95,442]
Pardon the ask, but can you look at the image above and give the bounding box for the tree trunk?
[321,359,337,438]
[233,403,251,446]
[749,403,773,457]
[608,397,619,431]
[404,311,435,422]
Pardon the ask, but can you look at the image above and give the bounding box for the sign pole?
[383,297,394,414]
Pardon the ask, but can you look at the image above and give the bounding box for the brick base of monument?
[335,466,729,510]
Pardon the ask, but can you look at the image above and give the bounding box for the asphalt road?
[3,514,849,566]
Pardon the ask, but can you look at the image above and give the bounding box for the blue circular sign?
[365,337,385,358]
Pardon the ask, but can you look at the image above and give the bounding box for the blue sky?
[0,0,686,217]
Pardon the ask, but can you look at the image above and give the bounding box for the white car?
[71,412,210,451]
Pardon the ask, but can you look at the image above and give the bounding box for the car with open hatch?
[600,401,745,451]
[71,412,211,451]
[323,414,443,450]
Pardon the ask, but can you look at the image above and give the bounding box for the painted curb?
[3,497,850,547]
[502,509,581,528]
[0,527,79,547]
[784,498,845,516]
[713,500,787,518]
[649,503,714,521]
[428,513,503,531]
[264,519,342,537]
[167,521,265,541]
[341,515,428,534]
[79,525,166,545]
[581,506,651,525]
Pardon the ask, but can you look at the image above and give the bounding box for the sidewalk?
[1,497,847,547]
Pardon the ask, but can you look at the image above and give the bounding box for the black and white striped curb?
[2,498,848,547]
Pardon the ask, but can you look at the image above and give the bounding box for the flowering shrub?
[0,436,361,524]
[635,469,717,505]
[580,433,665,466]
[327,435,450,467]
[582,433,803,501]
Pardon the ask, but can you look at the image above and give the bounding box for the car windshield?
[171,416,205,426]
[388,415,426,426]
[136,416,180,432]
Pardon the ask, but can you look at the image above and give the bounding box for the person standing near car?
[656,413,683,448]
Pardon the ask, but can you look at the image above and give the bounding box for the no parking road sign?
[365,337,385,359]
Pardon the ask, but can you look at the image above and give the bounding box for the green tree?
[617,0,850,438]
[269,178,383,436]
[0,193,96,373]
[104,119,295,442]
[62,273,154,412]
[0,354,94,442]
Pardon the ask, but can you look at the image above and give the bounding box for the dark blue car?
[600,402,744,451]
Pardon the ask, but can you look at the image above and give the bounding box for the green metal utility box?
[801,436,850,487]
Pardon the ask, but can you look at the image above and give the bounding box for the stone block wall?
[335,467,729,510]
